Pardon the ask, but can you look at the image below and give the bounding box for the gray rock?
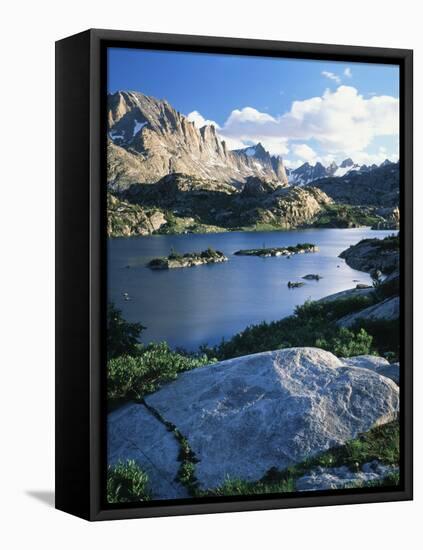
[296,461,398,491]
[145,347,399,490]
[342,355,389,370]
[342,356,400,385]
[319,286,375,303]
[339,238,399,274]
[378,363,400,385]
[337,296,399,327]
[107,403,189,499]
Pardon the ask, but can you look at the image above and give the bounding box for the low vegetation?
[201,295,396,360]
[107,303,145,359]
[107,341,214,402]
[141,400,200,494]
[200,420,400,497]
[312,204,381,229]
[107,460,151,503]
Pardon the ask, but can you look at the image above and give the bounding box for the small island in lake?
[302,273,323,280]
[147,247,228,270]
[234,243,318,257]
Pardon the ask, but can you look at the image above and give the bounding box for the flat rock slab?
[319,287,375,303]
[145,347,399,490]
[108,403,189,500]
[337,296,399,327]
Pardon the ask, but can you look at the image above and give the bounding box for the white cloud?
[186,110,220,129]
[352,147,398,166]
[218,86,398,157]
[185,86,399,163]
[322,71,341,84]
[215,107,288,155]
[283,158,304,169]
[255,138,289,156]
[225,107,275,127]
[344,67,352,78]
[291,143,318,163]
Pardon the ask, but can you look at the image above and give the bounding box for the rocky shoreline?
[339,234,399,274]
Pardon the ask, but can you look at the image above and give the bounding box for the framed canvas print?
[55,29,413,521]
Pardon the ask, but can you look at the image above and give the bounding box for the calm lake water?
[108,228,395,351]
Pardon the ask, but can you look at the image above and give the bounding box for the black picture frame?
[55,28,413,521]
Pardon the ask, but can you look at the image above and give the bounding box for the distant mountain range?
[106,90,399,237]
[286,158,395,186]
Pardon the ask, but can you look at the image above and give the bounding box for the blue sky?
[108,48,400,168]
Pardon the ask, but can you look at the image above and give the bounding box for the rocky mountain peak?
[340,158,354,168]
[107,91,289,188]
[380,159,393,167]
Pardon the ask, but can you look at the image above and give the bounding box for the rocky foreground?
[108,347,399,499]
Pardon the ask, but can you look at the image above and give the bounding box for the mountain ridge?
[287,157,394,185]
[108,91,289,189]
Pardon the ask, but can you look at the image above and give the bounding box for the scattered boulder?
[142,347,399,490]
[356,283,372,289]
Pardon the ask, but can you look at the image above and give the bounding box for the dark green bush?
[316,327,373,357]
[107,460,151,503]
[353,319,400,359]
[205,296,378,361]
[168,247,183,260]
[107,303,145,359]
[107,342,214,401]
[377,234,399,251]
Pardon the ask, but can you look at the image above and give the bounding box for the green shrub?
[201,246,217,258]
[107,342,214,401]
[107,460,151,503]
[206,296,377,361]
[352,319,400,359]
[168,247,183,260]
[378,234,399,251]
[107,303,145,359]
[316,327,373,357]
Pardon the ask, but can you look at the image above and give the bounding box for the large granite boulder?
[343,355,400,385]
[142,347,399,490]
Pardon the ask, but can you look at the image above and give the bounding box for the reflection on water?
[108,228,395,351]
